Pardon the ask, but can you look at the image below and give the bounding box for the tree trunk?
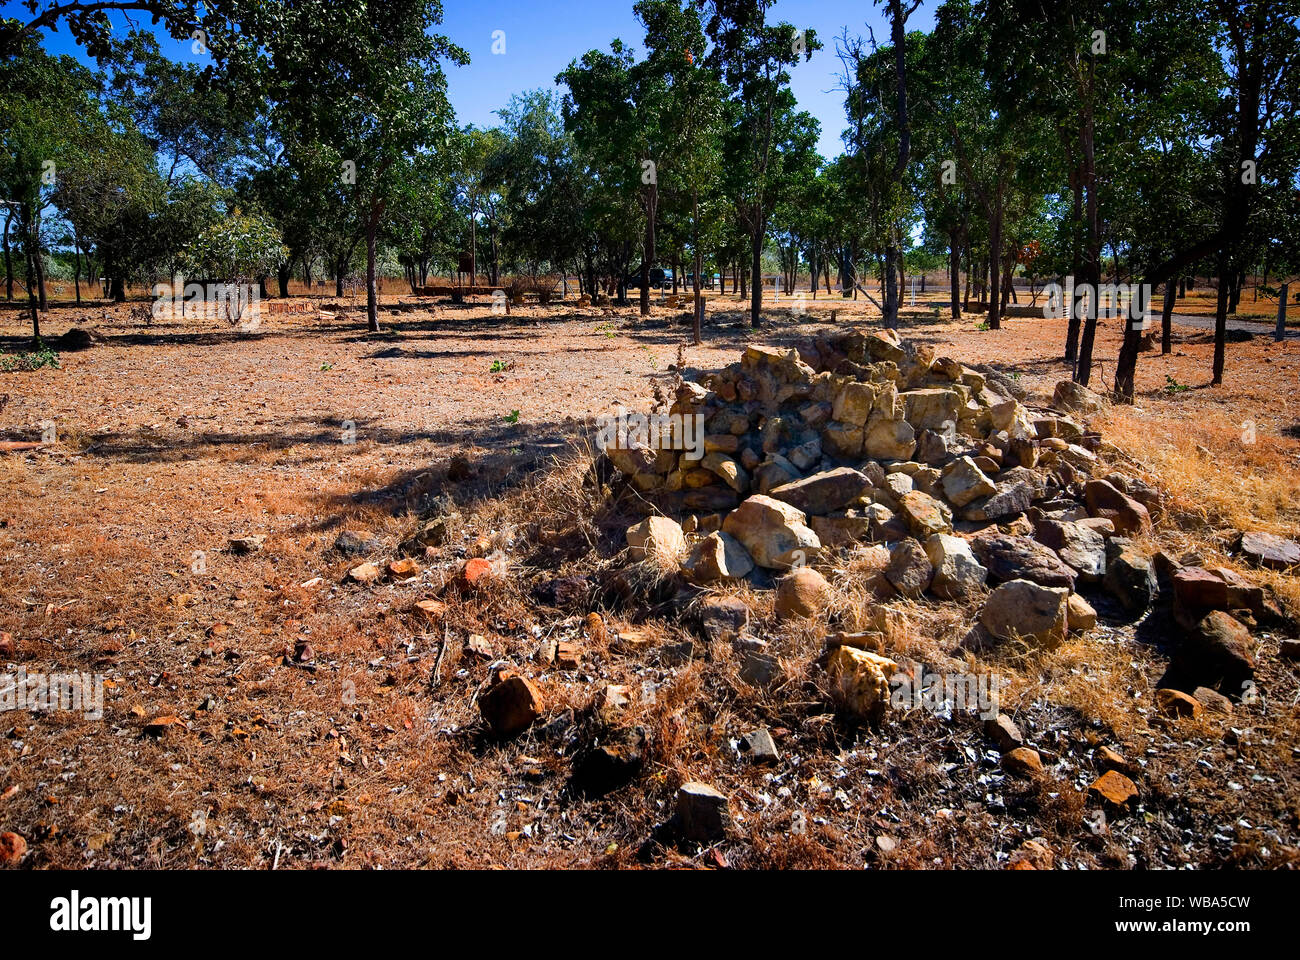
[948,231,961,318]
[750,226,763,327]
[365,212,380,333]
[3,213,14,301]
[277,264,291,298]
[1276,282,1289,342]
[1161,280,1176,354]
[24,235,40,341]
[986,201,1003,330]
[1212,252,1230,385]
[641,181,657,318]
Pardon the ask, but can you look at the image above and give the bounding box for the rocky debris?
[774,567,831,620]
[682,531,754,583]
[1239,531,1300,570]
[0,632,14,657]
[1103,539,1157,613]
[1033,518,1106,581]
[971,532,1077,589]
[346,561,382,585]
[675,782,733,843]
[454,557,495,591]
[941,456,997,507]
[1155,687,1202,719]
[1192,686,1234,715]
[738,727,780,764]
[534,575,591,609]
[229,534,267,555]
[1089,770,1139,808]
[626,516,687,565]
[769,467,872,515]
[401,515,456,553]
[0,831,27,866]
[1002,746,1043,778]
[827,646,898,721]
[984,713,1025,752]
[885,539,933,598]
[924,533,987,599]
[1066,593,1098,632]
[1052,379,1104,415]
[478,666,545,738]
[898,490,953,538]
[722,495,820,570]
[698,596,750,642]
[334,530,382,557]
[980,579,1070,648]
[572,726,646,796]
[1174,610,1256,691]
[1281,639,1300,661]
[387,558,419,578]
[1084,479,1152,537]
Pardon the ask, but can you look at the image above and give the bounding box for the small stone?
[1280,639,1300,661]
[334,530,382,557]
[455,557,496,591]
[698,596,750,642]
[722,495,821,570]
[387,558,420,578]
[885,539,934,598]
[675,782,733,842]
[1155,687,1202,719]
[627,516,687,565]
[1084,479,1152,536]
[478,667,545,737]
[229,534,267,555]
[1066,593,1098,632]
[0,632,13,657]
[0,831,27,866]
[466,634,496,658]
[346,561,382,584]
[1095,745,1131,774]
[768,467,872,516]
[774,567,832,620]
[554,641,581,670]
[739,728,780,764]
[898,490,953,538]
[1192,686,1233,715]
[572,726,646,797]
[682,531,754,583]
[826,646,898,721]
[414,598,447,621]
[1088,770,1138,807]
[941,456,997,508]
[984,713,1024,752]
[1103,541,1157,613]
[1001,746,1043,778]
[925,533,987,599]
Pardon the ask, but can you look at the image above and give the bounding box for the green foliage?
[182,212,287,281]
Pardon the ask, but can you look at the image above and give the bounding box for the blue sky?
[4,0,936,159]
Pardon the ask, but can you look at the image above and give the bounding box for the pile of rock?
[603,330,1292,716]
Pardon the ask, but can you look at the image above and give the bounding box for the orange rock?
[1155,687,1202,719]
[0,831,27,866]
[456,557,495,591]
[1089,769,1138,807]
[0,632,13,657]
[1001,746,1044,778]
[387,558,420,578]
[414,599,446,621]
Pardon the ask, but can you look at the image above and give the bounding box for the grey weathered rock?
[739,728,780,764]
[1103,539,1158,613]
[941,456,997,508]
[980,579,1070,648]
[682,531,754,583]
[885,539,934,597]
[971,533,1077,588]
[925,533,988,599]
[768,467,872,516]
[1239,531,1300,570]
[1033,518,1107,581]
[721,495,821,570]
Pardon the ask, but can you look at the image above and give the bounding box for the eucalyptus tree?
[705,0,820,326]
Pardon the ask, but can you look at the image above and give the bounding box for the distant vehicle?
[624,267,668,290]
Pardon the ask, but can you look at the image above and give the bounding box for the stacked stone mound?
[603,330,1290,714]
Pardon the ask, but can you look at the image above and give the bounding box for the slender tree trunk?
[3,213,14,301]
[365,211,380,333]
[986,200,1004,330]
[1212,253,1230,385]
[692,193,703,346]
[1275,282,1289,342]
[73,242,82,305]
[749,224,763,328]
[24,235,40,341]
[641,181,657,318]
[1161,280,1176,354]
[948,231,961,318]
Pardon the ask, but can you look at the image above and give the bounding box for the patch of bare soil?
[0,293,1296,869]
